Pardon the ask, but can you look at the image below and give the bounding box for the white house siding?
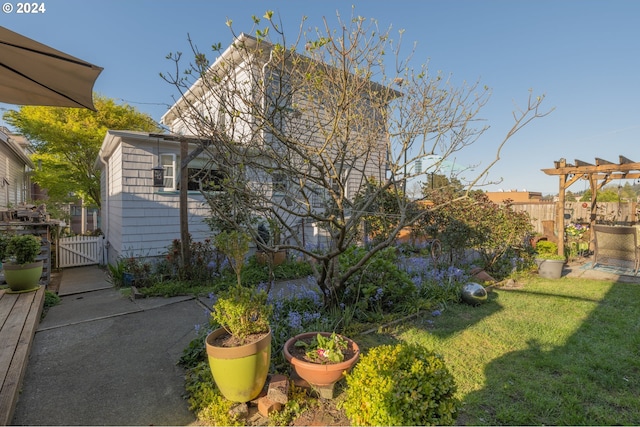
[103,143,123,265]
[0,144,12,207]
[8,158,27,205]
[0,133,32,208]
[99,132,214,265]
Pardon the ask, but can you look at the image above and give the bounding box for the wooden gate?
[57,235,105,268]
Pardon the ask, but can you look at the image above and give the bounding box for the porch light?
[152,137,164,187]
[152,165,164,187]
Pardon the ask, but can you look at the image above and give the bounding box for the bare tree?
[161,10,551,306]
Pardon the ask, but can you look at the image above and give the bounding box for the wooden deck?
[0,286,44,426]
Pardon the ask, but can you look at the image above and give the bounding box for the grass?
[383,276,640,425]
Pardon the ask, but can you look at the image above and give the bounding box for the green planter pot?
[536,258,565,279]
[3,260,43,292]
[205,327,271,402]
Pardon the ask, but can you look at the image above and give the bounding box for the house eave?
[94,130,211,170]
[0,127,35,169]
[160,33,260,127]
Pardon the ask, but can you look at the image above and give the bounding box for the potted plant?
[283,331,360,395]
[535,240,565,279]
[255,220,287,267]
[205,230,273,402]
[565,222,590,259]
[3,234,43,292]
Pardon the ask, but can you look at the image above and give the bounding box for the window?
[272,172,288,195]
[160,153,176,190]
[158,153,225,192]
[187,168,225,191]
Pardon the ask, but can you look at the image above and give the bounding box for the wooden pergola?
[541,155,640,256]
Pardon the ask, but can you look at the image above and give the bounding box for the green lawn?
[377,277,640,425]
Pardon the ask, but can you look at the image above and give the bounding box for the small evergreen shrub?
[344,343,459,426]
[535,240,565,260]
[535,240,557,256]
[211,285,272,343]
[5,234,41,264]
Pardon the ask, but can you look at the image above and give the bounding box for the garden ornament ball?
[461,282,487,305]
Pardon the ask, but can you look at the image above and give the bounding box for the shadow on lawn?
[427,289,505,339]
[459,281,640,425]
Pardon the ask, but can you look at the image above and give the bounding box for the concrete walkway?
[11,266,208,426]
[564,259,640,283]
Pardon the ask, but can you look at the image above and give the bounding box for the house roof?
[160,32,401,128]
[0,126,35,168]
[95,130,211,169]
[160,33,257,127]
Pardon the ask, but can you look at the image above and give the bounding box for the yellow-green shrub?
[343,343,459,426]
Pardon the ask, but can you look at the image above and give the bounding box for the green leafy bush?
[41,290,61,320]
[535,240,565,260]
[0,233,11,261]
[166,236,218,282]
[339,246,416,317]
[535,240,557,256]
[419,192,534,278]
[211,285,272,344]
[5,234,41,264]
[106,259,126,287]
[106,256,152,288]
[344,343,459,426]
[44,290,60,308]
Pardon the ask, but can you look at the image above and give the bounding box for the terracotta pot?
[205,327,271,402]
[255,250,287,267]
[283,332,359,387]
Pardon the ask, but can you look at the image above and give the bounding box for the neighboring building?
[68,201,101,235]
[95,131,214,265]
[486,190,543,204]
[0,126,34,208]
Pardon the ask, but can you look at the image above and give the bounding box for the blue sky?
[2,0,639,195]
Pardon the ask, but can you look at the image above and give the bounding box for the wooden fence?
[57,235,105,268]
[511,201,639,233]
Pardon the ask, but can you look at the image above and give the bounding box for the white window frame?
[160,153,176,191]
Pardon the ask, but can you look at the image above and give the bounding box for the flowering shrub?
[565,223,589,238]
[565,223,590,258]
